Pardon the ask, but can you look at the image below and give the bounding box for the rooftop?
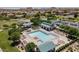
[42,22,51,26]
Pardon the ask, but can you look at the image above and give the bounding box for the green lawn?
[0,20,18,29]
[0,30,19,52]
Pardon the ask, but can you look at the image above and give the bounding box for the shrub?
[3,24,9,27]
[25,42,37,52]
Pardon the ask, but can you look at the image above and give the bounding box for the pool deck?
[51,29,72,50]
[19,28,71,51]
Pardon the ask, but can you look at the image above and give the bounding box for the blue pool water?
[29,31,56,43]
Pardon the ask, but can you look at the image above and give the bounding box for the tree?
[10,31,20,43]
[74,13,78,18]
[22,13,27,18]
[8,27,21,36]
[63,10,67,13]
[31,17,41,26]
[3,24,9,27]
[47,14,57,20]
[8,28,16,35]
[59,25,79,38]
[25,42,36,52]
[8,23,20,34]
[8,23,21,46]
[9,31,20,46]
[10,23,17,28]
[8,23,18,35]
[34,12,40,18]
[3,24,9,29]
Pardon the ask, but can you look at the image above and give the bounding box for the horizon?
[0,7,79,9]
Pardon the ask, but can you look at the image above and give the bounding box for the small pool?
[29,31,56,43]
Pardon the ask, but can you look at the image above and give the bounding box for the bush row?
[59,25,79,37]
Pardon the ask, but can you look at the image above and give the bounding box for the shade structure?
[38,41,56,52]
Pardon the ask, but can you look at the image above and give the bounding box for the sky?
[0,0,79,7]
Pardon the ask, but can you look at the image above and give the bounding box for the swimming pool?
[29,31,56,43]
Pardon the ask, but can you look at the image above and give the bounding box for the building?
[55,20,79,29]
[18,19,32,29]
[22,22,32,29]
[40,22,55,31]
[64,15,74,19]
[15,15,23,18]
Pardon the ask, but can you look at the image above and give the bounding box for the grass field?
[0,20,18,29]
[0,30,19,52]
